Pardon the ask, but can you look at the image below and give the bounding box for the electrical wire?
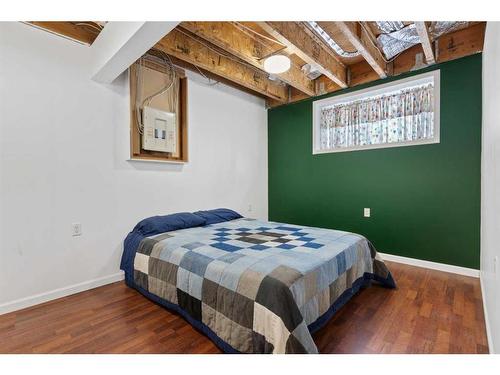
[74,22,103,32]
[135,57,145,134]
[231,22,301,66]
[175,27,297,86]
[141,52,176,107]
[232,22,287,49]
[175,27,276,79]
[193,65,220,86]
[257,45,289,61]
[135,50,178,134]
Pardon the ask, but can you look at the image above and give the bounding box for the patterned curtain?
[319,83,434,150]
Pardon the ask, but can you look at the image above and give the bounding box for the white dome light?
[263,55,291,74]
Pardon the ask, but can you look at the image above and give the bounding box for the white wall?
[0,22,268,311]
[481,21,500,354]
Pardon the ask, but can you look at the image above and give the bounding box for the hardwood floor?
[0,261,489,354]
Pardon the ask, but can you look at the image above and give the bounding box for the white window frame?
[312,70,440,154]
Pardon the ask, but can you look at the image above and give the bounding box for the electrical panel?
[142,106,177,153]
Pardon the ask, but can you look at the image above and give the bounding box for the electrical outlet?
[248,204,253,212]
[494,256,498,275]
[363,208,371,218]
[72,223,82,236]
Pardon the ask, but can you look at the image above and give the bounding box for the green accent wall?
[268,54,482,269]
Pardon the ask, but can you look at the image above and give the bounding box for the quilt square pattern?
[131,218,394,354]
[202,225,326,253]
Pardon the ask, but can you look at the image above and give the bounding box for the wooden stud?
[180,22,316,97]
[257,22,348,88]
[155,28,288,102]
[415,22,436,64]
[334,22,387,78]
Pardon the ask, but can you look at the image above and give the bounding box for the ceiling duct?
[429,21,469,39]
[307,21,360,58]
[376,21,405,34]
[376,21,467,60]
[377,23,420,60]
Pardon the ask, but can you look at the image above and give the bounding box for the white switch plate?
[72,223,82,236]
[364,208,371,217]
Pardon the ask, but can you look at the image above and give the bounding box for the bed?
[120,208,395,354]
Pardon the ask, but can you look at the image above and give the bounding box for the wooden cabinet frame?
[129,61,188,163]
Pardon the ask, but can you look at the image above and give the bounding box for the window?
[312,70,440,154]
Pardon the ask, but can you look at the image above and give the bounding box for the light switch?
[364,208,371,218]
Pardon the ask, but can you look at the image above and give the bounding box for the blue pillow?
[193,208,243,225]
[133,212,206,236]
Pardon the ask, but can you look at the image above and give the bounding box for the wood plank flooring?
[0,261,489,354]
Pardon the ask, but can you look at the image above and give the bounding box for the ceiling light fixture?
[263,55,291,74]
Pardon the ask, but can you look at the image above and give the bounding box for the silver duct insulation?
[377,23,420,60]
[307,21,360,58]
[376,21,468,60]
[376,21,405,34]
[429,21,469,38]
[303,21,468,67]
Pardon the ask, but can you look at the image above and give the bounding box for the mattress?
[121,216,395,353]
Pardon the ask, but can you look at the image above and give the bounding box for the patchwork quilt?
[123,218,395,353]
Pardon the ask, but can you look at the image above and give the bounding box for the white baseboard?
[480,273,495,354]
[0,271,124,315]
[379,252,480,278]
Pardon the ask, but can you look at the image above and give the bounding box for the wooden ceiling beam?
[27,22,100,45]
[180,22,316,97]
[269,22,486,108]
[257,21,347,88]
[335,22,388,78]
[435,22,485,63]
[163,55,274,100]
[155,28,289,102]
[415,22,436,64]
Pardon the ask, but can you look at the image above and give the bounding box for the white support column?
[90,21,179,83]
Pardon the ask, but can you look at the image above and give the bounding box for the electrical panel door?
[142,106,177,153]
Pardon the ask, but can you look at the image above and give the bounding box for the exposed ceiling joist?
[415,22,436,64]
[155,28,289,102]
[28,20,486,108]
[335,21,388,78]
[90,22,179,84]
[269,21,486,108]
[257,21,348,88]
[28,21,100,45]
[180,22,316,97]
